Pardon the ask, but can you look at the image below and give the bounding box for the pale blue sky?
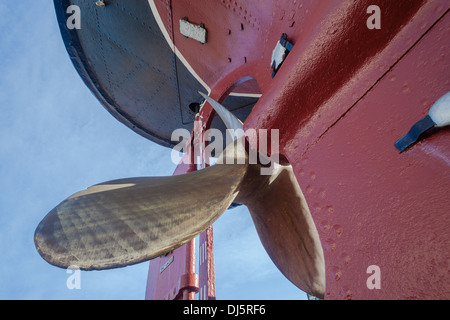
[0,1,306,300]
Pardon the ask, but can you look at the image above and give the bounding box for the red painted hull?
[151,0,450,299]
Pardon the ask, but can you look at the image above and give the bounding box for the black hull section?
[54,0,256,147]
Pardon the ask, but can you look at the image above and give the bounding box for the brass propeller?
[34,94,325,298]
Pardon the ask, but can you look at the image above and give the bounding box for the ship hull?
[56,0,450,299]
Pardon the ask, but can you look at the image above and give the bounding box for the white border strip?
[148,0,211,94]
[228,92,262,98]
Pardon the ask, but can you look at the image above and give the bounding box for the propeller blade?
[236,164,326,298]
[198,92,244,135]
[35,163,248,270]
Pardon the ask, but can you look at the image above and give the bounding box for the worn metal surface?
[284,13,450,299]
[198,226,216,300]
